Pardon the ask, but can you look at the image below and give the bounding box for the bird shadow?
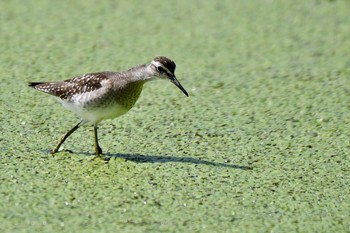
[103,152,253,170]
[53,150,253,170]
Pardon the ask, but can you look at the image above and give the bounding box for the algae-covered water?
[1,1,350,232]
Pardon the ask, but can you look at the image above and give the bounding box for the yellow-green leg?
[94,125,103,155]
[50,120,84,154]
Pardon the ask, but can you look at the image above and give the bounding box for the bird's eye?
[157,66,165,73]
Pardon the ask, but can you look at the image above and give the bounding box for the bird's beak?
[171,76,189,97]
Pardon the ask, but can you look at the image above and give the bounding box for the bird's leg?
[51,120,85,154]
[94,125,103,156]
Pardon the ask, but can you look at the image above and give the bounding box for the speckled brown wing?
[29,72,111,101]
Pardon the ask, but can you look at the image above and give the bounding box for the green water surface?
[1,1,350,232]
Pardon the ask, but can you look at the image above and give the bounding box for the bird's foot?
[92,153,110,163]
[50,148,59,155]
[95,145,103,156]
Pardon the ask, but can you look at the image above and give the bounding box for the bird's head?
[151,56,189,97]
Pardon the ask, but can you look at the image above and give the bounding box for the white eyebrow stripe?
[151,61,173,76]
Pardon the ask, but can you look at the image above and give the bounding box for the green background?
[1,0,350,232]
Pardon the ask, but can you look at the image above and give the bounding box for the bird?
[29,56,188,156]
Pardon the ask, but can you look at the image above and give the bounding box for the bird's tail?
[28,82,46,88]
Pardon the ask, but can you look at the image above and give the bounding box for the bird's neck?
[125,64,156,83]
[111,65,155,109]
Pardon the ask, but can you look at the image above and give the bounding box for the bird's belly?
[58,98,129,124]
